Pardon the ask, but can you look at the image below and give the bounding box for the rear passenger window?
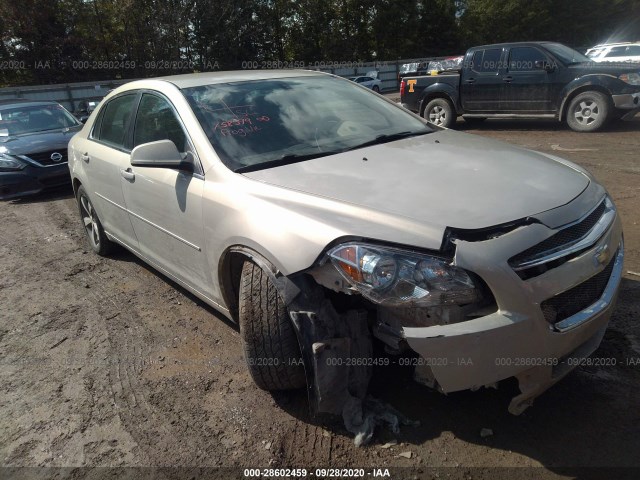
[96,94,137,147]
[473,48,502,74]
[625,46,640,56]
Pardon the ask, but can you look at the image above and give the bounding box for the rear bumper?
[612,91,640,109]
[0,163,70,200]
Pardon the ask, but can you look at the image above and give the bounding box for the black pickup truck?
[400,42,640,132]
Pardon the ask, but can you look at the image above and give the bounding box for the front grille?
[510,200,606,267]
[24,150,68,166]
[540,252,616,324]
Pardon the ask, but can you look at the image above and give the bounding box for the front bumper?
[0,163,70,200]
[403,201,624,414]
[612,91,640,109]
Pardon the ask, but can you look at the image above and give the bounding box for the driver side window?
[133,94,189,153]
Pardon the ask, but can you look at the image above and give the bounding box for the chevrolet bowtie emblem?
[594,244,610,267]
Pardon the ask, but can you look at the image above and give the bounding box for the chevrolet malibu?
[68,71,623,419]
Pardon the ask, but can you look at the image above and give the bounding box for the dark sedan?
[0,99,82,200]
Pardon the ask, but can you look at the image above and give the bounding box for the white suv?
[586,42,640,63]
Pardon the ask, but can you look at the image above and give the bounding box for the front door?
[121,92,210,293]
[503,46,555,113]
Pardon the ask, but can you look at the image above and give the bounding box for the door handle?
[465,78,476,84]
[503,76,513,83]
[120,168,135,181]
[81,153,90,163]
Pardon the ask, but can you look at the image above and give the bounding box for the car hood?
[242,129,590,231]
[571,62,640,76]
[0,127,80,155]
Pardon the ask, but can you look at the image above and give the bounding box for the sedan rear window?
[182,75,431,172]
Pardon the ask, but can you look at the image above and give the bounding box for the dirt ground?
[1,112,639,479]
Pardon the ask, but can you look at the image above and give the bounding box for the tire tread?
[239,261,306,391]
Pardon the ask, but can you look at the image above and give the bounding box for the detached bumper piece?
[288,278,418,446]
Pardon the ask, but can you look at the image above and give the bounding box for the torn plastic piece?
[343,396,420,447]
[290,304,371,415]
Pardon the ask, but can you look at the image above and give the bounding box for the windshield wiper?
[344,130,430,151]
[234,150,339,173]
[235,130,431,173]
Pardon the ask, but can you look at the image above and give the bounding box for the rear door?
[460,47,507,112]
[83,92,139,249]
[503,46,555,113]
[120,92,210,292]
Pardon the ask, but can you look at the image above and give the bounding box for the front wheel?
[372,85,380,93]
[238,260,306,391]
[423,98,455,128]
[566,91,611,132]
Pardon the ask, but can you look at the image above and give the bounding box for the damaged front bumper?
[403,207,624,414]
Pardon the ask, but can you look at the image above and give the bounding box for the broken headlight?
[327,243,480,307]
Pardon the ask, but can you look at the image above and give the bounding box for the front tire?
[76,185,115,256]
[566,91,611,132]
[238,261,306,391]
[372,85,380,93]
[424,98,455,128]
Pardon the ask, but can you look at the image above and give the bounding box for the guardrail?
[0,57,451,109]
[0,79,132,113]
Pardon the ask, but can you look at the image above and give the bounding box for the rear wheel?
[423,98,455,128]
[76,185,115,256]
[566,91,611,132]
[372,85,380,93]
[238,260,306,391]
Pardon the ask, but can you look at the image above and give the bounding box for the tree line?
[1,0,638,86]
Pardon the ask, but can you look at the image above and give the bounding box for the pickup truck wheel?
[424,98,455,128]
[566,91,611,132]
[76,185,115,256]
[238,260,306,391]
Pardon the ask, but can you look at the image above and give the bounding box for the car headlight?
[0,154,26,171]
[327,243,480,307]
[618,73,640,85]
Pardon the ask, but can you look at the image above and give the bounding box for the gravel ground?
[1,112,639,479]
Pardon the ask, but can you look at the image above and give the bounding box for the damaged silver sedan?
[68,71,623,439]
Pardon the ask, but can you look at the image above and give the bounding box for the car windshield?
[182,75,432,172]
[545,43,591,64]
[0,104,80,136]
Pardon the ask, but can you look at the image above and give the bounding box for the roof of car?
[469,41,562,50]
[590,42,639,48]
[151,69,330,89]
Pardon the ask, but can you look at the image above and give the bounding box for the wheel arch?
[72,177,82,196]
[419,84,459,116]
[218,245,284,322]
[559,84,612,121]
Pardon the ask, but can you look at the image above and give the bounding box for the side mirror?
[130,139,193,172]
